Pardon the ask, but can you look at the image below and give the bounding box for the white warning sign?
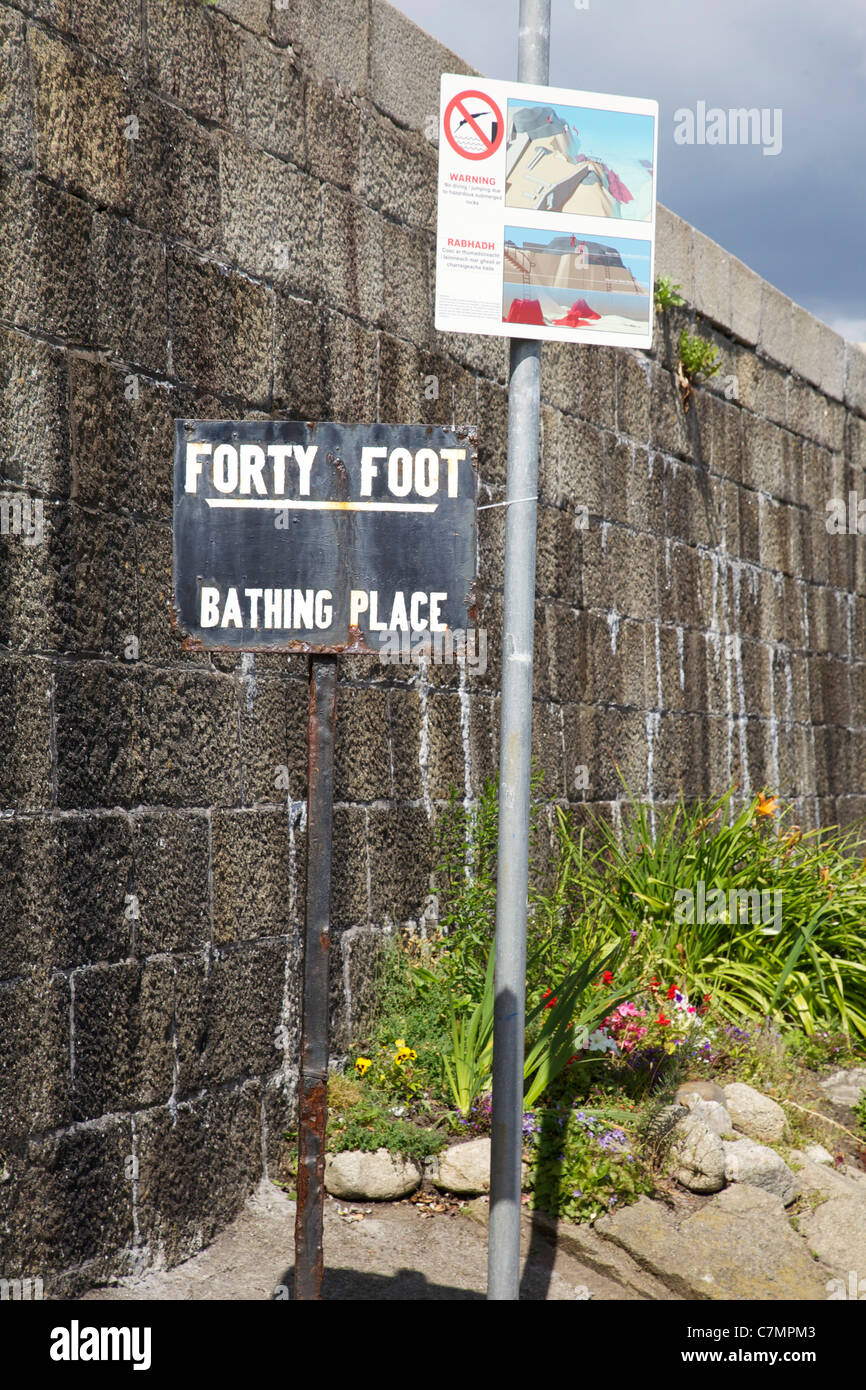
[435,74,658,349]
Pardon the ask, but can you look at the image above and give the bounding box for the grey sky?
[391,0,866,338]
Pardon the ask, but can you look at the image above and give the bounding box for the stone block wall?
[0,0,864,1290]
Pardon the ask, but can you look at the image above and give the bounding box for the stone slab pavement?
[79,1179,673,1301]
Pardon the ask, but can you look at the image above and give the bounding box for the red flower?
[657,1012,671,1027]
[542,990,557,1009]
[666,984,677,1001]
[649,979,660,992]
[703,993,711,1003]
[602,970,614,985]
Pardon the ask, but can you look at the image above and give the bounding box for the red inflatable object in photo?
[504,297,545,325]
[553,298,602,327]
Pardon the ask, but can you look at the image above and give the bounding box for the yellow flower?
[755,793,778,818]
[394,1038,406,1049]
[354,1056,372,1076]
[394,1045,418,1065]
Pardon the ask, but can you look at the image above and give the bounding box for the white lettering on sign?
[201,587,335,631]
[185,442,320,497]
[349,590,448,632]
[184,442,466,509]
[200,586,449,633]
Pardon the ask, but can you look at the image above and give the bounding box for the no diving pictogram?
[443,89,504,161]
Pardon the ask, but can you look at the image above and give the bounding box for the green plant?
[654,276,685,313]
[677,328,721,409]
[433,936,633,1116]
[525,1105,652,1222]
[567,778,866,1039]
[440,945,495,1117]
[325,1097,446,1164]
[854,1089,866,1138]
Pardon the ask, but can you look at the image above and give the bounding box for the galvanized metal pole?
[488,0,550,1302]
[294,654,338,1300]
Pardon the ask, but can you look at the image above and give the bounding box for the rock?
[799,1195,866,1278]
[675,1079,726,1106]
[432,1138,491,1195]
[789,1159,864,1204]
[669,1116,726,1193]
[723,1137,798,1204]
[723,1082,787,1142]
[818,1068,866,1109]
[324,1148,421,1201]
[802,1143,834,1165]
[595,1188,829,1300]
[683,1099,734,1136]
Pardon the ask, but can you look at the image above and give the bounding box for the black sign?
[173,421,478,653]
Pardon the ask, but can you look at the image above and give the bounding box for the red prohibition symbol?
[443,89,505,161]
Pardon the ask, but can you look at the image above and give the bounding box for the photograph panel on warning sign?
[502,227,651,335]
[505,100,654,222]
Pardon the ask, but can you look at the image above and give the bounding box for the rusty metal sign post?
[294,653,337,1300]
[173,420,477,1299]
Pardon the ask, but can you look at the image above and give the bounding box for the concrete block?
[0,8,33,169]
[273,290,326,416]
[237,669,308,806]
[72,960,175,1118]
[271,0,370,94]
[321,309,380,421]
[166,247,273,400]
[0,167,95,342]
[692,227,732,330]
[367,804,433,923]
[29,28,131,211]
[320,185,385,325]
[133,811,211,955]
[210,0,270,33]
[199,941,286,1083]
[616,351,652,442]
[8,1118,133,1279]
[137,669,242,808]
[146,0,241,122]
[135,1087,261,1267]
[212,808,290,945]
[240,31,306,160]
[219,132,321,288]
[381,219,432,345]
[89,213,167,371]
[654,203,694,304]
[370,0,475,131]
[728,254,762,346]
[69,0,143,65]
[790,303,845,402]
[759,282,794,370]
[305,77,359,189]
[844,342,866,416]
[0,327,69,492]
[131,97,221,250]
[359,106,436,229]
[0,658,54,810]
[0,972,71,1137]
